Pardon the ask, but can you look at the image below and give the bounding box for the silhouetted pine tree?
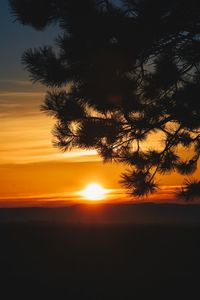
[10,0,200,200]
[177,179,200,201]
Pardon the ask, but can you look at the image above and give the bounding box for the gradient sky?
[0,0,199,207]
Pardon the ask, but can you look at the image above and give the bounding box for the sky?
[0,0,125,206]
[0,0,199,207]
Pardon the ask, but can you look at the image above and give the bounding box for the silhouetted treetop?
[10,0,200,200]
[177,179,200,201]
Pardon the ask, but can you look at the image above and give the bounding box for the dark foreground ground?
[0,222,200,299]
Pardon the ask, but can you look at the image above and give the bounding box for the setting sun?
[79,183,107,201]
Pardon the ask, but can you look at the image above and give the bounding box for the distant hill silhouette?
[1,203,200,225]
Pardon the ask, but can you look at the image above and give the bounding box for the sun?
[80,183,107,201]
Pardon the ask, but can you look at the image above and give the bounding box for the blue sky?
[0,0,59,81]
[0,0,122,85]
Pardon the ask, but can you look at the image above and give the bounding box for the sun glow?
[80,183,107,201]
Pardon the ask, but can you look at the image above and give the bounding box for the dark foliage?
[10,0,200,199]
[177,179,200,201]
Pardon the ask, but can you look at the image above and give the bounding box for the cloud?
[0,185,185,207]
[0,79,44,93]
[0,90,100,164]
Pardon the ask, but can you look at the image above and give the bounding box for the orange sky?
[0,84,122,205]
[0,81,199,207]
